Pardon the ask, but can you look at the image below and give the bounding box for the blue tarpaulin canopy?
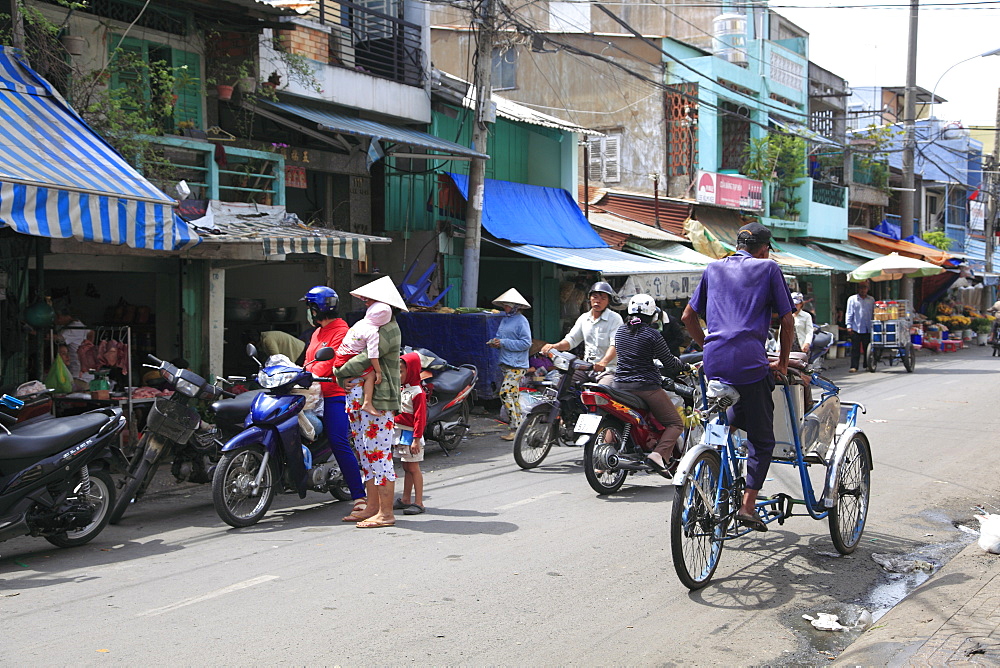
[0,47,199,251]
[447,173,607,248]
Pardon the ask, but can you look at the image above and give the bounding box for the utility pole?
[460,0,494,308]
[900,0,919,305]
[984,89,1000,313]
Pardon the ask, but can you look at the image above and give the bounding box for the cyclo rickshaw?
[669,354,872,589]
[866,299,915,373]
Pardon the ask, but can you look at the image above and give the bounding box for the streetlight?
[928,47,1000,118]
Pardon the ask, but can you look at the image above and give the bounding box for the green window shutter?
[109,37,148,113]
[171,48,203,129]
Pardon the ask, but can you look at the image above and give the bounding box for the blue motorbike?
[211,345,351,528]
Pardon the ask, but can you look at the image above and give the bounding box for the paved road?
[2,347,998,665]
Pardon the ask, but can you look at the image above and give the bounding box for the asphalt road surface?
[2,346,998,665]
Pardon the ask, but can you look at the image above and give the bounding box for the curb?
[836,540,1000,666]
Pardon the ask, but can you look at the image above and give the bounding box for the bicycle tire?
[866,346,880,373]
[583,419,628,495]
[671,449,725,589]
[902,344,915,373]
[513,410,556,469]
[829,433,871,554]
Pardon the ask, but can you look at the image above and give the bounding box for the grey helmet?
[588,281,622,308]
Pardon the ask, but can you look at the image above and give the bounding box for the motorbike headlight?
[551,355,570,371]
[174,378,201,397]
[258,369,298,388]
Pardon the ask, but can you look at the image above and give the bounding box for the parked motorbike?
[109,355,234,524]
[212,345,353,528]
[407,347,477,453]
[575,358,703,495]
[809,324,835,366]
[0,394,126,548]
[512,349,592,469]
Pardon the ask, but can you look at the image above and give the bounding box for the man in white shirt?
[845,281,876,372]
[791,292,814,353]
[541,281,623,384]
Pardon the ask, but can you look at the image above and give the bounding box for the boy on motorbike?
[612,294,686,474]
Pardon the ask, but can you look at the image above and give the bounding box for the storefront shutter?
[171,48,203,130]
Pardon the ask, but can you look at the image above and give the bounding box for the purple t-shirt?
[689,250,794,385]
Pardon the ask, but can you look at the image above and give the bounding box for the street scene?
[1,0,1000,663]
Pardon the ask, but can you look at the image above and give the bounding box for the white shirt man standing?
[845,281,876,372]
[541,281,623,383]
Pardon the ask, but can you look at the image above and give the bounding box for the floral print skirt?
[499,364,526,431]
[347,385,396,485]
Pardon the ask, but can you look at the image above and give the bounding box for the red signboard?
[285,165,308,189]
[695,170,763,211]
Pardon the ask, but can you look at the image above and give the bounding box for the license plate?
[574,413,603,434]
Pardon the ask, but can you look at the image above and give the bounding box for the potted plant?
[60,33,86,56]
[206,61,253,101]
[973,318,992,346]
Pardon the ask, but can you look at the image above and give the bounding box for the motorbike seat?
[679,352,703,364]
[429,367,474,394]
[212,389,264,423]
[0,412,110,461]
[581,383,648,411]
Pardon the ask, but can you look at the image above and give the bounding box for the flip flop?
[356,518,396,528]
[403,504,425,515]
[736,512,768,532]
[392,498,409,510]
[342,513,368,522]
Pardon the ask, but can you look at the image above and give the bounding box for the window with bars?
[491,47,517,90]
[719,102,749,172]
[587,134,621,183]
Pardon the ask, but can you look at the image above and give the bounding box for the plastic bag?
[45,356,74,394]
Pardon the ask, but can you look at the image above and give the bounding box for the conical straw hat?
[492,287,530,309]
[350,276,409,311]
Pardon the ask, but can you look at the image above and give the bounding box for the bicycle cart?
[669,362,872,589]
[866,300,915,373]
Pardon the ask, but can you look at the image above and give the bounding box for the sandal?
[736,512,768,532]
[392,497,409,510]
[403,504,425,515]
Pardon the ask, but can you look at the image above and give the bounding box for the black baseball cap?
[737,222,773,249]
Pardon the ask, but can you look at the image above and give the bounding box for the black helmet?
[588,281,622,308]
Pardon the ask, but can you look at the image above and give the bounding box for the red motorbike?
[575,355,702,494]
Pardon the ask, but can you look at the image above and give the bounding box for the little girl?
[334,299,392,415]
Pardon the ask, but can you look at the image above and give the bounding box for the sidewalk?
[836,540,1000,666]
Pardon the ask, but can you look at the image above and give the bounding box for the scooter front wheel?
[513,410,557,469]
[213,445,277,528]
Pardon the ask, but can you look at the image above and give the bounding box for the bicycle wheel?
[829,433,871,554]
[583,420,628,495]
[671,449,725,590]
[902,344,915,373]
[513,410,557,469]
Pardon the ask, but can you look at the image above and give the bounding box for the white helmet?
[627,293,659,317]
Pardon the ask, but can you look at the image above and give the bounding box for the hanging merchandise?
[45,355,74,394]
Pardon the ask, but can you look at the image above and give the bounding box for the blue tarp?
[447,173,607,249]
[903,235,938,250]
[873,219,901,240]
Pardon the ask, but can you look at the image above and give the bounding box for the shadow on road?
[396,518,518,535]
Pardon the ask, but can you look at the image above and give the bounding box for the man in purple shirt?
[681,222,795,532]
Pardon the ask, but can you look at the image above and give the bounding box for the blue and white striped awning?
[0,47,199,250]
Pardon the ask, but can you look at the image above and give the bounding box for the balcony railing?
[309,0,424,87]
[851,155,888,189]
[812,181,846,208]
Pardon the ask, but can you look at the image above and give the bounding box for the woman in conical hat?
[489,288,532,440]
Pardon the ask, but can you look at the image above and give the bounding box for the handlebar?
[146,353,163,366]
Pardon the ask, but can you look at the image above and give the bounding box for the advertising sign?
[695,170,764,211]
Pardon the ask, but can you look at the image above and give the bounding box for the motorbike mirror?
[314,347,335,362]
[246,343,258,358]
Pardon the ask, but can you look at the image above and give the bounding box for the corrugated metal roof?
[437,71,601,136]
[780,242,860,273]
[591,190,693,236]
[263,100,487,158]
[813,240,885,261]
[849,229,952,265]
[486,239,702,276]
[625,240,715,266]
[186,201,390,260]
[588,212,689,243]
[224,0,313,14]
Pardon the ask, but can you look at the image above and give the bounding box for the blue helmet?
[300,286,339,321]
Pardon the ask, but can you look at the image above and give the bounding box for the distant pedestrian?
[489,288,532,441]
[846,281,875,372]
[791,292,814,354]
[393,352,428,515]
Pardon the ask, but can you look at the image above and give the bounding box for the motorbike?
[512,349,592,469]
[212,345,353,528]
[808,324,835,367]
[109,355,235,524]
[407,348,477,453]
[574,356,703,495]
[0,393,126,548]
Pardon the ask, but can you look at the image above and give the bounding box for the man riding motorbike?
[612,293,686,474]
[541,281,623,385]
